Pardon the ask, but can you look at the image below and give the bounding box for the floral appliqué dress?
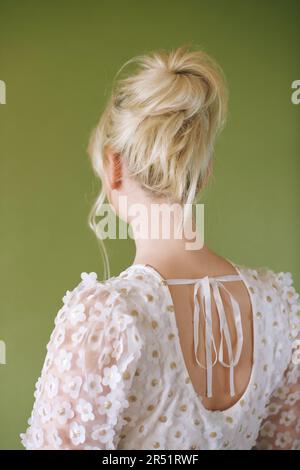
[20,261,300,450]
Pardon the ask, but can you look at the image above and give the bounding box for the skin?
[102,146,254,412]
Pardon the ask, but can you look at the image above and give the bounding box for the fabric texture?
[20,262,300,450]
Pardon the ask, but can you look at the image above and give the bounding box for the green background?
[0,0,299,449]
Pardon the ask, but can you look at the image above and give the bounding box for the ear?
[106,148,122,190]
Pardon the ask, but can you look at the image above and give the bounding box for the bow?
[193,276,243,397]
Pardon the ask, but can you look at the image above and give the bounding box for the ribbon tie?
[167,274,243,398]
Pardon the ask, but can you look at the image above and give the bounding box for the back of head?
[89,44,228,203]
[88,45,228,275]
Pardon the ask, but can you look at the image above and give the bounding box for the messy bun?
[88,44,228,277]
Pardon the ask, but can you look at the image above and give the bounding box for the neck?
[131,207,207,273]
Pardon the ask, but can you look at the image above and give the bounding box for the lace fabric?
[20,264,300,450]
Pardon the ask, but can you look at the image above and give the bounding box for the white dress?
[20,261,300,450]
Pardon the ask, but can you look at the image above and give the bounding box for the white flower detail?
[286,286,299,303]
[55,306,68,325]
[69,422,86,446]
[98,346,115,369]
[52,326,66,349]
[111,337,124,360]
[89,301,107,321]
[27,415,33,426]
[32,427,44,448]
[91,424,115,444]
[76,349,85,369]
[97,390,125,421]
[53,400,74,425]
[76,399,95,422]
[102,364,122,390]
[279,410,297,427]
[259,421,276,438]
[275,431,293,448]
[84,373,103,397]
[71,326,87,345]
[272,385,289,400]
[285,391,300,406]
[20,431,31,449]
[62,375,82,399]
[37,401,52,424]
[287,363,300,384]
[292,339,300,365]
[55,349,72,373]
[69,303,86,326]
[87,326,105,350]
[45,374,59,399]
[266,402,282,416]
[33,377,43,400]
[277,272,293,287]
[43,352,54,372]
[111,312,132,332]
[63,290,73,305]
[223,415,235,428]
[147,342,160,364]
[81,272,98,287]
[48,429,63,448]
[106,321,120,341]
[203,429,222,441]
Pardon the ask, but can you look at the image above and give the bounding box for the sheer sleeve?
[20,272,143,450]
[254,271,300,450]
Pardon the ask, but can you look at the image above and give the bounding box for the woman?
[20,45,300,450]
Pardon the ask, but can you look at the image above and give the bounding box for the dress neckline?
[130,263,242,284]
[165,273,242,284]
[127,260,257,414]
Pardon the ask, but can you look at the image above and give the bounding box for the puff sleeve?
[20,272,143,450]
[254,272,300,450]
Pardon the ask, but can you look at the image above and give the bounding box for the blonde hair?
[87,44,228,278]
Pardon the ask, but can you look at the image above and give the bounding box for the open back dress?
[20,261,300,450]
